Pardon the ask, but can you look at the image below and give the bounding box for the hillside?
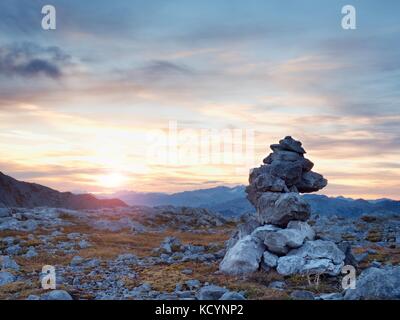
[0,171,127,209]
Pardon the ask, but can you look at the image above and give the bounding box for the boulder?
[220,235,265,275]
[277,228,307,248]
[257,192,311,227]
[289,240,345,265]
[296,171,328,193]
[301,258,343,276]
[269,281,286,290]
[344,266,400,300]
[287,221,315,241]
[196,285,228,300]
[277,240,345,276]
[251,224,281,241]
[41,290,73,300]
[262,251,278,268]
[270,161,303,187]
[253,172,288,193]
[219,291,246,300]
[276,256,305,275]
[290,290,315,300]
[264,232,290,255]
[264,228,308,255]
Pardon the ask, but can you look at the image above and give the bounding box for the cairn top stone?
[270,136,306,154]
[247,137,327,201]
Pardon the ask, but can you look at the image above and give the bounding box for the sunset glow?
[0,1,399,199]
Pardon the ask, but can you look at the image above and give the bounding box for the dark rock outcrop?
[0,171,127,210]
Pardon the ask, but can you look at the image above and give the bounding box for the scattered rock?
[0,255,20,271]
[219,291,246,300]
[70,256,83,266]
[317,292,343,300]
[5,244,22,255]
[344,266,400,300]
[290,290,315,300]
[269,281,286,290]
[181,269,193,275]
[196,285,228,300]
[0,271,15,286]
[41,290,73,300]
[24,247,38,259]
[159,237,182,254]
[185,279,201,290]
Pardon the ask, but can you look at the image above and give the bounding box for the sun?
[97,172,126,189]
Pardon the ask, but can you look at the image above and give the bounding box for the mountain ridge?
[104,185,400,217]
[0,171,127,209]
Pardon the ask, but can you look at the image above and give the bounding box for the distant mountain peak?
[104,184,400,217]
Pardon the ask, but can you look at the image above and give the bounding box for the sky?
[0,0,399,199]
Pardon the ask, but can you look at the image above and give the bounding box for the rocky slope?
[0,171,127,210]
[0,204,399,300]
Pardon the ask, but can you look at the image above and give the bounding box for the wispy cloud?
[0,42,70,79]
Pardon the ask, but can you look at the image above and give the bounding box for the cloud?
[141,60,193,77]
[0,42,70,79]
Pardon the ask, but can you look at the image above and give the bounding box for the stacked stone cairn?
[220,136,346,277]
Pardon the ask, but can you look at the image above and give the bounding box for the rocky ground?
[0,206,399,300]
